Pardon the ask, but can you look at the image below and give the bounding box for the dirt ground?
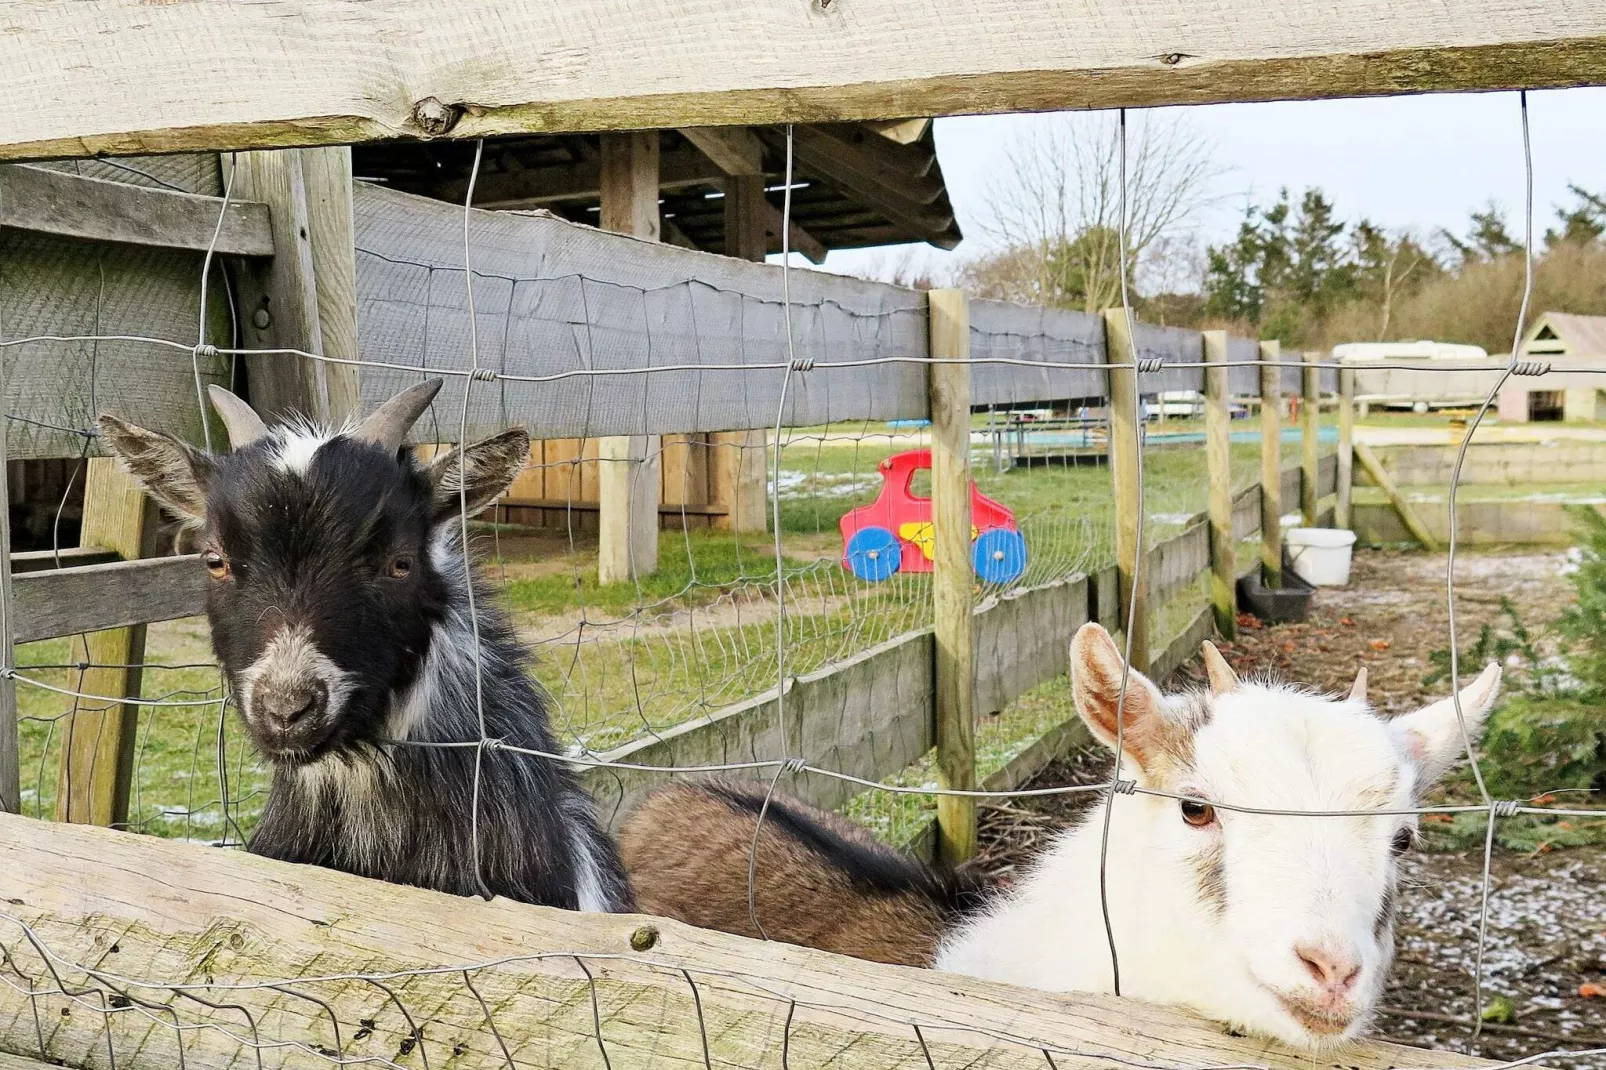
[976,550,1606,1066]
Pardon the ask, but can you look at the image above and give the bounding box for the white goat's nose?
[1295,942,1361,994]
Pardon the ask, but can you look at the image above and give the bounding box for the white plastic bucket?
[1285,527,1357,587]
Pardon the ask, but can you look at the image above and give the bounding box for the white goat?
[935,621,1502,1049]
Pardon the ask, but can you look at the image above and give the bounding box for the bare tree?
[960,113,1222,312]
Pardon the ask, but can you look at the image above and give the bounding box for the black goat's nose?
[255,681,328,729]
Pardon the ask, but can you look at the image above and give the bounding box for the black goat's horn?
[207,385,269,450]
[353,379,444,453]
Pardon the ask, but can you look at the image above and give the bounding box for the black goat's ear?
[425,428,530,522]
[96,415,211,522]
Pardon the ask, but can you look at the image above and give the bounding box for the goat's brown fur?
[619,780,988,967]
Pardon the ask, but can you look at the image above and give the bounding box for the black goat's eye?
[1391,827,1415,856]
[202,551,230,580]
[388,555,413,579]
[1180,799,1217,828]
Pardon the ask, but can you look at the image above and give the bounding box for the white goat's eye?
[202,551,230,579]
[388,555,413,579]
[1180,799,1217,827]
[1391,827,1415,856]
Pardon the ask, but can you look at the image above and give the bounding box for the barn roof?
[351,122,961,264]
[1521,311,1606,358]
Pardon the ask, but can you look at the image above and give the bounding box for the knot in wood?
[412,97,463,137]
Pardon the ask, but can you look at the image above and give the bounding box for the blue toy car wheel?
[972,528,1027,584]
[846,526,902,582]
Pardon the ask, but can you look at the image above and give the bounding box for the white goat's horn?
[1199,640,1238,696]
[207,385,269,450]
[353,379,444,453]
[1347,666,1368,703]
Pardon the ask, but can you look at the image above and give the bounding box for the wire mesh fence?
[0,95,1602,1070]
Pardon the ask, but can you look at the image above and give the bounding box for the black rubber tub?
[1236,563,1315,624]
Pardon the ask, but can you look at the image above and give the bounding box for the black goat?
[98,380,633,912]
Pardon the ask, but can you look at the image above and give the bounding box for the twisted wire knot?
[469,368,499,382]
[1489,799,1521,818]
[1508,359,1550,377]
[479,736,509,753]
[781,756,807,774]
[193,343,219,360]
[1135,357,1165,374]
[789,358,815,373]
[1111,779,1138,795]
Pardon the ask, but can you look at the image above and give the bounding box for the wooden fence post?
[1202,331,1236,641]
[928,288,975,865]
[1259,340,1283,588]
[55,460,160,826]
[1103,308,1148,673]
[597,131,661,583]
[298,146,362,422]
[227,149,333,424]
[1336,366,1356,529]
[0,410,17,813]
[1301,350,1320,526]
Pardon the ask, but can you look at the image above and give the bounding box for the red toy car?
[839,449,1027,583]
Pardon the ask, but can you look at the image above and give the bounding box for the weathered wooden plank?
[1260,341,1284,586]
[972,574,1089,716]
[11,556,204,644]
[9,546,118,573]
[1337,368,1356,528]
[352,183,930,441]
[55,458,159,828]
[1149,520,1209,608]
[1151,603,1217,683]
[1302,352,1321,525]
[929,289,975,863]
[582,628,935,830]
[1104,309,1148,672]
[10,1,1606,160]
[0,812,1505,1070]
[1203,331,1236,640]
[1232,484,1262,542]
[1226,335,1261,396]
[1354,441,1440,551]
[0,164,272,256]
[597,132,662,585]
[1318,451,1339,499]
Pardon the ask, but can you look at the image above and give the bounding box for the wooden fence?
[1,154,1346,848]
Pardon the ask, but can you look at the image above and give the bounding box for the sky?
[812,87,1606,285]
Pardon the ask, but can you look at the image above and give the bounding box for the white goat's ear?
[96,414,211,522]
[1389,662,1502,785]
[1070,622,1174,772]
[425,428,531,522]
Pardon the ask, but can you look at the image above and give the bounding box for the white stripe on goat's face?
[235,624,358,761]
[934,624,1502,1052]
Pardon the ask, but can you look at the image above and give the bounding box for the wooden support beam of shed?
[766,202,827,264]
[597,131,661,584]
[0,164,273,256]
[10,3,1606,160]
[679,126,764,176]
[866,118,933,146]
[760,127,957,249]
[0,812,1506,1070]
[809,123,942,189]
[448,146,725,207]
